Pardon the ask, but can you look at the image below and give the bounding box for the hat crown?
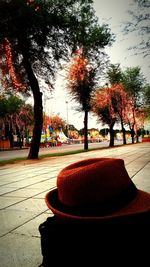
[57,158,131,208]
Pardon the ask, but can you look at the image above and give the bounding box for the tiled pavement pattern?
[0,142,150,267]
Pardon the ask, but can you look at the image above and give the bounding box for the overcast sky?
[44,0,150,130]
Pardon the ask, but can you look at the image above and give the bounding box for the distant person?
[39,158,150,266]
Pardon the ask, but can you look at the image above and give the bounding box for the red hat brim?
[45,188,150,221]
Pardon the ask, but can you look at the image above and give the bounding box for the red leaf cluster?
[3,38,26,91]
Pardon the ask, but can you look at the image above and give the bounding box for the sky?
[43,0,150,130]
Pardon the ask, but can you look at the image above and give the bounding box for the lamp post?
[43,92,53,142]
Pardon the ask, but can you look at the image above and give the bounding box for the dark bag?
[39,215,149,266]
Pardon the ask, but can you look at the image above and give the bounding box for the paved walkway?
[0,142,150,267]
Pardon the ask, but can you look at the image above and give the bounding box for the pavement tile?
[3,188,48,198]
[12,212,52,237]
[133,169,150,193]
[133,180,150,193]
[27,178,56,189]
[6,198,48,213]
[0,210,40,237]
[0,196,24,209]
[0,187,18,196]
[0,233,42,267]
[126,163,146,172]
[1,178,46,188]
[33,190,51,199]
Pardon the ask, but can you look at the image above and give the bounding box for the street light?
[43,92,53,142]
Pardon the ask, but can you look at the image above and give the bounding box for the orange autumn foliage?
[93,84,146,132]
[3,38,26,91]
[69,49,89,82]
[43,115,65,130]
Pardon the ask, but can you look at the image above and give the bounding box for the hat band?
[53,182,138,217]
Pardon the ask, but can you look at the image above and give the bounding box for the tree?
[44,114,66,132]
[109,84,130,145]
[121,67,147,142]
[92,87,117,147]
[122,67,145,105]
[67,49,97,149]
[0,0,101,158]
[106,63,122,85]
[0,94,23,147]
[18,103,34,144]
[144,84,150,105]
[143,84,150,119]
[0,94,33,147]
[123,0,150,59]
[99,128,109,138]
[106,64,127,144]
[67,9,114,149]
[124,98,146,143]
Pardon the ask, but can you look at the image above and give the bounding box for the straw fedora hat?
[45,158,150,221]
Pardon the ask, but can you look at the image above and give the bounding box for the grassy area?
[0,147,101,166]
[0,143,137,166]
[39,149,89,159]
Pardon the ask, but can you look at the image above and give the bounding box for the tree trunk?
[131,128,135,144]
[9,131,14,148]
[136,134,139,143]
[109,122,115,147]
[28,91,43,159]
[120,118,126,145]
[84,110,88,150]
[9,120,14,148]
[136,130,140,143]
[23,57,43,159]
